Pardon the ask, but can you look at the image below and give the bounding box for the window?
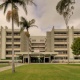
[6,57,12,60]
[54,44,67,48]
[6,51,12,55]
[14,45,20,48]
[54,38,67,42]
[6,32,11,36]
[74,32,80,35]
[54,51,67,54]
[14,32,20,36]
[40,40,44,42]
[54,32,67,34]
[32,40,36,42]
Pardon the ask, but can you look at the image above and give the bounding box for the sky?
[0,0,80,36]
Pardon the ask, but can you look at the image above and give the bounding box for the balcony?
[6,33,20,37]
[54,36,68,38]
[54,48,68,51]
[54,42,67,44]
[6,42,20,44]
[6,55,18,57]
[6,48,21,51]
[55,54,68,57]
[31,45,45,48]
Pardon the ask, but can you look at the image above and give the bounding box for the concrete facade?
[46,26,80,61]
[0,27,28,60]
[0,26,80,63]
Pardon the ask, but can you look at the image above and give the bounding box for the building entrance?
[24,58,28,63]
[30,57,44,63]
[45,58,49,63]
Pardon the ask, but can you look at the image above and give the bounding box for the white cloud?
[0,0,80,36]
[29,27,46,36]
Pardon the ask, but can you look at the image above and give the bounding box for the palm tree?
[56,0,75,63]
[0,0,36,73]
[56,0,75,26]
[19,17,37,64]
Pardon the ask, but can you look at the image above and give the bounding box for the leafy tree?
[71,38,80,57]
[0,0,35,73]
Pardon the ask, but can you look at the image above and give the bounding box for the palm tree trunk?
[27,29,29,64]
[63,15,69,64]
[11,0,15,73]
[27,37,29,64]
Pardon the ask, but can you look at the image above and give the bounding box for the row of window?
[6,38,20,42]
[6,51,20,55]
[55,51,67,54]
[54,32,80,35]
[6,32,20,36]
[31,40,45,42]
[6,45,20,48]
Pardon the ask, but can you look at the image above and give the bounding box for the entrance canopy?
[15,52,58,56]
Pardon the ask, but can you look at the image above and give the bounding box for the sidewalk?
[0,63,24,72]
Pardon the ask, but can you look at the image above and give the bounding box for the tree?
[56,0,75,26]
[56,0,75,63]
[19,17,37,63]
[71,38,80,58]
[0,0,35,73]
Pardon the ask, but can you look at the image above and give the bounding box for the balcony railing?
[54,40,67,42]
[54,46,67,48]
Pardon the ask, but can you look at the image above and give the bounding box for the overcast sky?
[0,0,80,36]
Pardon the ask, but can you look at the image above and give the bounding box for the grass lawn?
[0,64,80,80]
[0,63,10,68]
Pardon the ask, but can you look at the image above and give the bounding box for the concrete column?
[44,55,45,63]
[68,27,74,61]
[28,55,30,64]
[23,55,24,63]
[1,28,6,59]
[51,26,55,52]
[49,56,51,63]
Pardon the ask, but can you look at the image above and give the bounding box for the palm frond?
[56,0,75,26]
[13,3,18,9]
[30,25,38,27]
[4,2,9,13]
[21,17,27,22]
[56,0,73,15]
[25,0,37,6]
[6,9,19,26]
[16,0,27,14]
[6,10,12,22]
[19,17,37,35]
[0,2,6,10]
[22,3,27,14]
[56,1,63,15]
[29,19,35,25]
[19,21,23,25]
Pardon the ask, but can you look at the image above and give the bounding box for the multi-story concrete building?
[0,26,80,63]
[0,26,28,60]
[46,26,80,62]
[30,36,46,52]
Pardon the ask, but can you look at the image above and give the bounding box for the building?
[0,26,80,63]
[0,26,28,60]
[46,26,80,62]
